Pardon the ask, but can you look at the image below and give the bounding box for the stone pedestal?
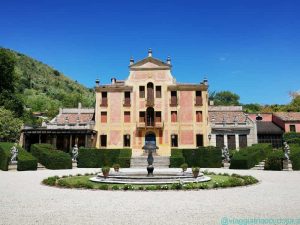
[8,161,18,170]
[222,160,230,169]
[72,162,78,168]
[283,160,293,171]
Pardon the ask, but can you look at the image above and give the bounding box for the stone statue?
[283,142,290,160]
[10,144,18,163]
[72,144,79,162]
[222,145,230,162]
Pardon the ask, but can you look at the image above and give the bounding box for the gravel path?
[0,168,300,225]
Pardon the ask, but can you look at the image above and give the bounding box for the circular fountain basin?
[89,170,211,185]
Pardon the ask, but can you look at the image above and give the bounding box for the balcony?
[195,97,203,106]
[123,98,131,107]
[169,97,178,107]
[100,99,108,107]
[146,97,154,107]
[136,121,164,129]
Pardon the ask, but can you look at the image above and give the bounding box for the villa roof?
[209,111,248,123]
[256,121,283,134]
[55,113,94,124]
[273,112,300,122]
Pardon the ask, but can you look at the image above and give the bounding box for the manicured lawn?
[43,172,258,191]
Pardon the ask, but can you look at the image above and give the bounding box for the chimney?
[203,77,208,86]
[148,48,152,57]
[95,79,100,87]
[167,56,171,64]
[111,77,116,84]
[130,57,134,65]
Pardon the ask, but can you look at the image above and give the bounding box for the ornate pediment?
[130,57,171,71]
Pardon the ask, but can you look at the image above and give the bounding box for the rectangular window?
[171,134,178,147]
[100,135,107,147]
[139,112,145,122]
[124,111,130,123]
[171,111,177,122]
[156,86,162,98]
[195,91,202,106]
[155,111,162,122]
[196,134,203,147]
[101,92,108,106]
[170,91,177,106]
[239,135,247,148]
[196,111,203,122]
[124,92,131,106]
[101,112,107,123]
[139,86,145,98]
[123,134,130,147]
[290,125,296,132]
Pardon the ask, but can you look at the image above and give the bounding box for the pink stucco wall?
[180,130,194,145]
[109,92,121,123]
[284,123,300,132]
[272,115,285,130]
[179,91,193,123]
[248,113,273,121]
[109,130,121,145]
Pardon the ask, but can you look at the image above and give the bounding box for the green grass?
[42,172,258,191]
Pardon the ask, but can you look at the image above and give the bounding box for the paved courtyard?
[0,168,300,225]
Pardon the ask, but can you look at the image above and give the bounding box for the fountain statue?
[142,142,158,176]
[10,144,18,163]
[283,142,290,160]
[72,144,79,162]
[222,145,230,162]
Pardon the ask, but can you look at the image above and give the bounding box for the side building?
[22,103,96,151]
[94,49,209,156]
[208,106,257,149]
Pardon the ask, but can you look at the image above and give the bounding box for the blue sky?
[1,0,299,104]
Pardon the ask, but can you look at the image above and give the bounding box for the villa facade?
[94,49,209,156]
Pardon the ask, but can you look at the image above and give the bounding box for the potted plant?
[192,167,200,178]
[102,166,110,178]
[180,163,188,172]
[113,163,120,172]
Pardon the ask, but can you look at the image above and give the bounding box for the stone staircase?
[130,156,170,168]
[251,160,265,170]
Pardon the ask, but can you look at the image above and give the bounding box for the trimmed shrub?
[264,151,284,171]
[77,148,132,168]
[0,143,11,171]
[31,144,72,169]
[0,142,37,171]
[169,148,185,168]
[230,144,272,169]
[17,148,37,171]
[170,147,222,168]
[290,144,300,170]
[283,132,300,142]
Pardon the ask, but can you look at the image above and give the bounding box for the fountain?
[89,143,211,185]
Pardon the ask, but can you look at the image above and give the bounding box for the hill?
[0,47,95,122]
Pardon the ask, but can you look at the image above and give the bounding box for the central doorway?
[145,132,156,146]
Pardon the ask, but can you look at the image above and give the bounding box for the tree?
[212,91,240,106]
[0,49,16,93]
[0,107,23,142]
[243,103,262,113]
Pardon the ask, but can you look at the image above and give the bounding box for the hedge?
[0,143,11,171]
[77,148,132,168]
[170,146,222,168]
[0,142,37,171]
[170,148,185,168]
[230,144,272,169]
[118,149,132,168]
[31,144,72,169]
[264,151,284,171]
[290,144,300,170]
